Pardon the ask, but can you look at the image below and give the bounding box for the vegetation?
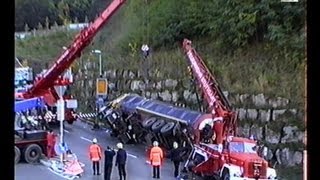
[15,0,305,178]
[15,0,305,106]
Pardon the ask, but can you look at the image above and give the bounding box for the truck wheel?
[15,146,21,164]
[24,144,42,164]
[222,169,230,180]
[66,120,74,125]
[151,119,166,132]
[142,117,157,129]
[160,122,175,135]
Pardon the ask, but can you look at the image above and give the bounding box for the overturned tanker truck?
[98,39,277,179]
[99,93,209,150]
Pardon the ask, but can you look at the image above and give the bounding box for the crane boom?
[24,0,126,97]
[182,38,237,144]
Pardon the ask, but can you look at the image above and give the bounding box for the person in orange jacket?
[149,141,163,179]
[89,138,102,175]
[46,129,57,158]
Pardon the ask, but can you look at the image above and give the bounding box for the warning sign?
[96,78,108,96]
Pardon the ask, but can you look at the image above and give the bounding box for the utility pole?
[54,85,66,163]
[91,49,106,129]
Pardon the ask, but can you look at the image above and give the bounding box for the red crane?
[182,38,237,145]
[17,0,127,124]
[181,39,277,179]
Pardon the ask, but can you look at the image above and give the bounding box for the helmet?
[117,142,123,149]
[153,141,159,147]
[92,138,98,143]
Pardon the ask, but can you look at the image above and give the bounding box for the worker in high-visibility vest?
[46,130,57,158]
[89,138,102,175]
[149,141,164,179]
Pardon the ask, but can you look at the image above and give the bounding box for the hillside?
[15,1,305,179]
[15,0,305,107]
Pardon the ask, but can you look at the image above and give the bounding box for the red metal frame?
[182,39,237,144]
[21,0,126,101]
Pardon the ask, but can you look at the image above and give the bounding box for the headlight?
[233,172,241,177]
[268,175,277,179]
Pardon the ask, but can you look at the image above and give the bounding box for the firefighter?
[169,142,184,178]
[149,141,164,179]
[116,142,127,180]
[104,146,116,180]
[126,125,137,144]
[46,129,57,158]
[89,138,102,175]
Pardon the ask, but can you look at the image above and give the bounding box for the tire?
[222,169,230,180]
[24,144,42,164]
[66,119,74,125]
[151,119,166,132]
[160,122,175,135]
[15,146,21,164]
[142,117,158,129]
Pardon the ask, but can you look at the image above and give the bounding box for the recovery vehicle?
[15,97,48,164]
[15,0,127,125]
[97,39,277,179]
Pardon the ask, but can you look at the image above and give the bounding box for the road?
[15,120,184,180]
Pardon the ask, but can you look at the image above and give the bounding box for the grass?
[15,29,304,109]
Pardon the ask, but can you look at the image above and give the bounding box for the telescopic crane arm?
[182,39,237,145]
[23,0,126,98]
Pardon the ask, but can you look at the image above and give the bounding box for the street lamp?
[91,49,104,130]
[91,49,102,77]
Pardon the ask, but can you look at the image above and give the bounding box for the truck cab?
[220,137,277,180]
[184,136,277,180]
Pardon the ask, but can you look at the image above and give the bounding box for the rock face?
[73,68,304,167]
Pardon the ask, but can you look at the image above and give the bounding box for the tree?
[24,23,30,32]
[74,17,79,24]
[37,22,43,30]
[53,21,59,30]
[57,0,71,25]
[45,17,50,30]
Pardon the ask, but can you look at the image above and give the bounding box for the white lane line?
[64,130,70,133]
[79,136,138,159]
[128,154,137,158]
[80,136,92,142]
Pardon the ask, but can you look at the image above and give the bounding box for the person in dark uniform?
[169,142,186,178]
[104,146,116,180]
[116,143,127,180]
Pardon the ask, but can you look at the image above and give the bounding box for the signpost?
[54,85,67,163]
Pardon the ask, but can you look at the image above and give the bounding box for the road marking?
[64,130,70,133]
[128,153,137,158]
[80,136,92,142]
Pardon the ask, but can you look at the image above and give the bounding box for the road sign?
[54,86,67,98]
[96,78,108,96]
[66,99,78,109]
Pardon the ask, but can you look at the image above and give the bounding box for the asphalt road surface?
[15,120,186,180]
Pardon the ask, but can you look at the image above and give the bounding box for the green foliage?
[15,0,305,106]
[24,24,30,32]
[15,0,101,31]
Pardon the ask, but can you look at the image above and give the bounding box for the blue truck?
[15,97,48,164]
